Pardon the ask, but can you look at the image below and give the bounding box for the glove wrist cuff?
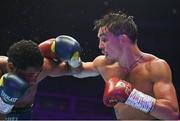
[67,57,82,68]
[125,89,156,113]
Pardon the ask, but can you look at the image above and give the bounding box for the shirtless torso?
[75,53,179,119]
[97,54,156,119]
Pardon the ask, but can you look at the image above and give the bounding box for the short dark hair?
[7,40,44,70]
[94,11,138,43]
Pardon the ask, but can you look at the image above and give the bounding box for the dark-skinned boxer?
[0,35,82,120]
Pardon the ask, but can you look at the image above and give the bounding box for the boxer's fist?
[54,35,81,60]
[38,38,58,62]
[55,35,82,68]
[103,77,156,113]
[103,77,132,107]
[39,35,82,68]
[0,73,29,114]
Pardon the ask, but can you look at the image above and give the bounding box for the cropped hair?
[94,11,138,43]
[7,40,44,70]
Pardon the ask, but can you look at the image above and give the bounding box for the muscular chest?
[126,65,153,95]
[100,63,153,95]
[99,63,124,81]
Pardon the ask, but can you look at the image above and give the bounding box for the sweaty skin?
[73,54,179,119]
[72,25,179,119]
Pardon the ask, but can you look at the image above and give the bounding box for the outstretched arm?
[72,61,100,78]
[71,55,107,78]
[40,58,100,79]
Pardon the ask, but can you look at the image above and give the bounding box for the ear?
[117,34,130,44]
[7,62,14,72]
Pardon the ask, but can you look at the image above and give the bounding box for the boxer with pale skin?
[73,11,179,119]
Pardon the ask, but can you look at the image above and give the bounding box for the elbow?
[172,110,180,119]
[168,112,179,120]
[158,110,179,120]
[73,74,84,78]
[166,107,179,119]
[152,100,179,119]
[171,105,179,119]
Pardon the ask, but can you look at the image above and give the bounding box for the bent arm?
[150,60,179,119]
[151,81,179,119]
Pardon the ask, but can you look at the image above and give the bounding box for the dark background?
[0,0,179,119]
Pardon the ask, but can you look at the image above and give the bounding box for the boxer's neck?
[118,44,143,73]
[128,54,143,71]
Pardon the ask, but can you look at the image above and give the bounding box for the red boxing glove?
[38,39,58,62]
[103,77,156,113]
[103,77,132,107]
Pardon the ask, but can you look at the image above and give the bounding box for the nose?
[98,40,104,49]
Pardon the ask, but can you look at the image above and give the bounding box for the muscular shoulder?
[146,57,171,82]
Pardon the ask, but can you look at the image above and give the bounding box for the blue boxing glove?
[52,35,82,68]
[0,73,29,114]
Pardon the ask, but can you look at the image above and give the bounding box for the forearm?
[150,99,179,119]
[73,72,99,78]
[125,89,179,119]
[71,62,100,78]
[72,67,100,78]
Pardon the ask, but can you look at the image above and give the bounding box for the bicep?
[153,80,178,106]
[152,60,179,112]
[152,79,179,119]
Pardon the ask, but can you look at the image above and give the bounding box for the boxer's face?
[98,26,123,60]
[15,67,42,85]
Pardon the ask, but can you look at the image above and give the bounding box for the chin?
[109,55,118,61]
[106,55,113,60]
[105,54,109,58]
